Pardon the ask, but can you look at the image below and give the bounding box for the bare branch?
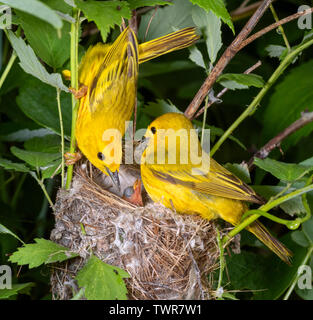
[247,111,313,170]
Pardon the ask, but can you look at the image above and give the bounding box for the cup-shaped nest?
[50,164,220,300]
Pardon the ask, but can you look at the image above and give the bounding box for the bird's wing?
[85,27,139,115]
[149,158,264,204]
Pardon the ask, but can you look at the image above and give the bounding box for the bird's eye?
[151,126,156,134]
[97,152,105,161]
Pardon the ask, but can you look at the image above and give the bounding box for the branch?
[247,111,313,169]
[194,60,262,119]
[184,0,274,120]
[239,7,313,50]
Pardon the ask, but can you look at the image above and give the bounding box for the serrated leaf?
[76,255,130,300]
[138,0,195,41]
[9,238,78,268]
[189,45,206,69]
[6,31,68,92]
[189,0,234,32]
[128,0,172,9]
[262,60,313,150]
[254,158,313,182]
[17,11,71,68]
[265,44,286,59]
[0,158,30,173]
[0,223,24,244]
[217,73,264,90]
[0,282,35,299]
[10,146,61,169]
[192,5,221,64]
[224,163,251,183]
[16,78,72,137]
[1,0,63,29]
[75,0,131,42]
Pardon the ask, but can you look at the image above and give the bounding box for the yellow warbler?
[75,27,199,188]
[140,112,292,264]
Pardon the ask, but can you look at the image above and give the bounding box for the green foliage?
[0,0,63,29]
[9,238,78,268]
[189,0,233,32]
[128,0,172,10]
[17,12,71,69]
[0,223,24,244]
[191,5,221,64]
[0,282,35,299]
[7,31,69,91]
[262,60,313,149]
[76,255,130,300]
[75,0,131,42]
[254,158,313,182]
[217,73,265,90]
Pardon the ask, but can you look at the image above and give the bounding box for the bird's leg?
[64,151,82,166]
[69,85,88,99]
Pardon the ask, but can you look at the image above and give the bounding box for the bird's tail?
[138,27,199,64]
[247,220,292,265]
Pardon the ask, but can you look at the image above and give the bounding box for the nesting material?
[50,164,220,300]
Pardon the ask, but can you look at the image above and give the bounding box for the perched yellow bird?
[140,112,292,264]
[75,27,199,188]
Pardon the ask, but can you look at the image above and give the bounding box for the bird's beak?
[105,167,120,191]
[139,135,149,151]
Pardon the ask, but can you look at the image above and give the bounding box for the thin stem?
[283,245,313,300]
[210,37,313,156]
[56,88,65,188]
[66,8,80,190]
[216,228,225,299]
[34,176,54,209]
[11,173,27,211]
[222,183,313,245]
[201,95,209,147]
[269,4,291,51]
[0,51,16,90]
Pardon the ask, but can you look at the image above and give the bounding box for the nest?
[50,163,221,300]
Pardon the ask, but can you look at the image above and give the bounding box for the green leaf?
[17,11,71,68]
[1,0,63,29]
[254,158,313,182]
[9,238,78,268]
[138,0,195,41]
[75,0,131,42]
[265,44,286,59]
[253,185,306,216]
[127,0,172,10]
[217,73,265,90]
[189,0,234,32]
[0,282,35,299]
[16,78,72,137]
[192,5,221,64]
[41,159,61,179]
[224,163,251,183]
[262,60,313,150]
[0,223,24,244]
[0,128,53,143]
[10,146,61,168]
[6,31,68,92]
[0,158,30,173]
[188,45,206,69]
[291,231,310,247]
[142,99,182,118]
[76,255,130,300]
[24,134,66,154]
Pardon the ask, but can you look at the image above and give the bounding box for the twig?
[239,7,313,50]
[247,111,313,169]
[231,1,263,21]
[184,0,274,120]
[195,61,262,118]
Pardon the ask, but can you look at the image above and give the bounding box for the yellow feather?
[140,112,292,264]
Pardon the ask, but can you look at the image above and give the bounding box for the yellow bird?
[75,27,199,188]
[140,112,292,264]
